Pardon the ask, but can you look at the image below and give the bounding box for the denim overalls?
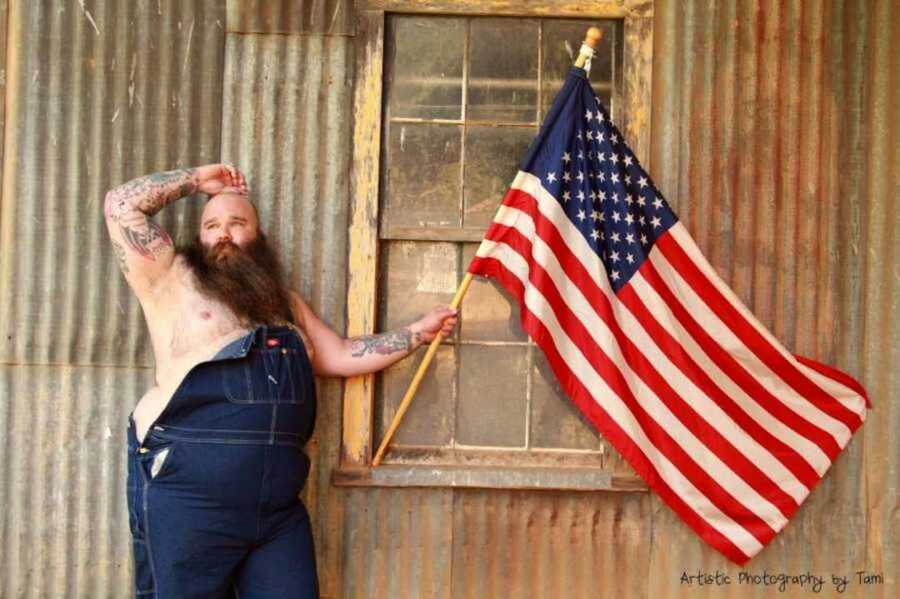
[126,324,318,598]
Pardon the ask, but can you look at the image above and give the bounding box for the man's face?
[199,192,259,259]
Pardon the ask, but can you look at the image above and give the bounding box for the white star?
[639,215,646,226]
[576,209,586,222]
[640,233,648,244]
[597,111,605,123]
[652,197,664,210]
[563,171,571,182]
[562,190,571,202]
[626,253,635,264]
[591,209,602,221]
[624,174,631,185]
[611,270,620,281]
[577,150,584,160]
[637,195,646,207]
[585,109,593,121]
[611,192,620,203]
[598,190,607,201]
[598,152,608,162]
[575,130,583,140]
[598,172,606,182]
[562,151,571,163]
[651,216,662,228]
[546,172,557,183]
[638,176,648,188]
[610,232,621,243]
[610,251,620,263]
[624,212,634,225]
[624,155,634,166]
[625,194,636,206]
[576,171,585,182]
[599,231,605,240]
[625,232,635,244]
[611,133,619,144]
[611,172,620,184]
[612,211,621,223]
[576,190,585,201]
[597,131,605,142]
[586,130,594,141]
[589,189,597,201]
[590,229,600,241]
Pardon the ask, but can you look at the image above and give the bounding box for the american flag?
[467,66,870,564]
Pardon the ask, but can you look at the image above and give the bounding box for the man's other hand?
[195,164,249,196]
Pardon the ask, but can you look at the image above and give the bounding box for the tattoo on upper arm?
[111,240,129,274]
[349,327,416,357]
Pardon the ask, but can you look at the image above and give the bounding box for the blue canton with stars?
[520,66,677,292]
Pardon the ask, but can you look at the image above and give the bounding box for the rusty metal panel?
[0,364,154,597]
[226,0,355,35]
[340,487,455,598]
[0,0,225,368]
[647,0,898,595]
[218,32,353,597]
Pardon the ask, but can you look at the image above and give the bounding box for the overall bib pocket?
[222,346,303,404]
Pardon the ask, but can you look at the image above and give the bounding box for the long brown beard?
[177,232,295,327]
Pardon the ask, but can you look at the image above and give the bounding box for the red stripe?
[616,283,821,491]
[469,254,754,565]
[476,225,780,547]
[792,355,871,409]
[656,233,864,432]
[638,256,842,462]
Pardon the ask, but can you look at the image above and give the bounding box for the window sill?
[331,464,648,492]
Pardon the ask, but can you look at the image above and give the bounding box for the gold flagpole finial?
[574,27,604,68]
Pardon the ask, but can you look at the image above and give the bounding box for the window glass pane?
[541,20,617,121]
[386,16,465,120]
[457,345,527,447]
[468,18,539,123]
[530,351,604,450]
[463,125,536,229]
[379,240,460,332]
[376,345,456,447]
[382,123,462,228]
[460,244,527,342]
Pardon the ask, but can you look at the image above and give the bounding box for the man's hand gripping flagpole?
[372,26,605,467]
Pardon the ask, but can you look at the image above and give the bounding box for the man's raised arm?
[103,164,245,293]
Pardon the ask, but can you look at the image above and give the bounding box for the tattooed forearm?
[349,327,421,357]
[104,168,196,261]
[104,168,198,222]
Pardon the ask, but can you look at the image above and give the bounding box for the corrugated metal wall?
[0,1,895,598]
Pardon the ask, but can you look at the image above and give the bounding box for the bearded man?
[104,164,458,598]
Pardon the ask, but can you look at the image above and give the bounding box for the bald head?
[199,191,261,249]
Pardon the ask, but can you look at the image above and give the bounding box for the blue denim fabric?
[126,324,319,598]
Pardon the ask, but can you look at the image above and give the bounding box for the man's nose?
[217,230,232,242]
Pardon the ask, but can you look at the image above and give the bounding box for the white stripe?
[668,225,867,418]
[647,240,853,448]
[479,239,764,558]
[487,204,809,508]
[628,271,831,476]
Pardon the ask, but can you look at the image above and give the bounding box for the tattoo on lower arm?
[104,168,198,222]
[104,168,195,261]
[349,327,416,357]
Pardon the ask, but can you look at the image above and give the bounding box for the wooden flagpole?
[371,26,605,467]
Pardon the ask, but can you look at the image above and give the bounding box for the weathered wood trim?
[332,464,648,491]
[622,15,654,169]
[342,9,385,468]
[366,0,653,19]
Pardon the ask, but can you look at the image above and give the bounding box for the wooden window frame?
[333,0,654,491]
